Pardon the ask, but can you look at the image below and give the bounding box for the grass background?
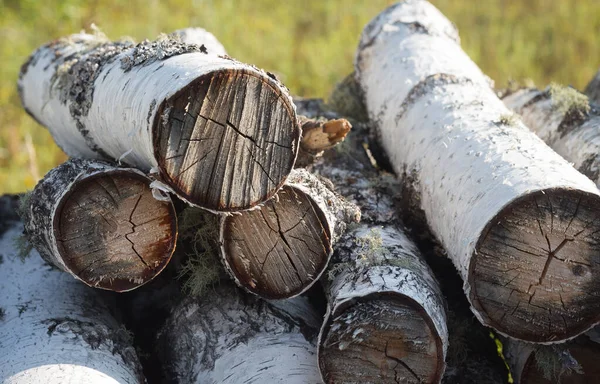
[1,0,599,193]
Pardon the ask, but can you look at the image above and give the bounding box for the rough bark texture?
[22,158,177,292]
[0,199,145,383]
[503,86,600,185]
[584,69,600,105]
[156,284,322,384]
[19,31,299,212]
[220,168,360,299]
[295,116,351,167]
[356,0,600,342]
[295,100,448,383]
[504,337,600,384]
[169,28,227,56]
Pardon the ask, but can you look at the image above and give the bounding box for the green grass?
[1,0,599,193]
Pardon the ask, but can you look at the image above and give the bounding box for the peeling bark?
[584,69,600,105]
[356,0,600,342]
[295,100,448,383]
[503,87,600,185]
[0,203,145,383]
[19,30,299,212]
[504,337,600,384]
[22,158,177,292]
[220,168,360,299]
[156,284,322,383]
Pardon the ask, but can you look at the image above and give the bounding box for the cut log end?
[471,188,600,342]
[54,171,177,292]
[221,185,331,299]
[319,295,444,384]
[154,68,299,211]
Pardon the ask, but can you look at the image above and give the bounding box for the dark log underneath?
[221,185,331,299]
[471,189,600,342]
[55,171,177,292]
[320,294,444,384]
[154,68,299,211]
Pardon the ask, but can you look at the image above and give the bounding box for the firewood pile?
[3,1,600,383]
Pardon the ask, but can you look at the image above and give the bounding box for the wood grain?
[472,189,600,341]
[221,185,330,299]
[55,171,176,292]
[155,68,298,211]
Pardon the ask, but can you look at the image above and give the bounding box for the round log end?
[471,188,600,342]
[54,171,177,292]
[319,295,445,384]
[221,185,331,299]
[154,68,299,212]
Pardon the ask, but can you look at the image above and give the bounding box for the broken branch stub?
[220,168,360,299]
[19,30,299,212]
[22,158,177,292]
[356,0,600,342]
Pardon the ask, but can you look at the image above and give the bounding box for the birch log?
[220,168,360,299]
[294,100,448,383]
[18,30,299,212]
[356,0,600,342]
[584,69,600,105]
[503,337,600,384]
[0,202,145,383]
[503,86,600,185]
[22,158,177,292]
[156,284,322,383]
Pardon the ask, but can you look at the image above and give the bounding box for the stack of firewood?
[3,0,600,383]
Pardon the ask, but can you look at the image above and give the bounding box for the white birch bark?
[169,28,227,56]
[503,87,600,185]
[156,285,322,384]
[22,158,177,292]
[584,69,600,105]
[356,0,600,342]
[19,31,299,212]
[219,167,360,300]
[0,216,144,383]
[294,100,448,383]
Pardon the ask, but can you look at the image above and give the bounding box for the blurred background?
[1,0,599,194]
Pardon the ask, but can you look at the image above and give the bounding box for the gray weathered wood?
[19,30,299,212]
[22,158,177,292]
[356,0,600,342]
[0,200,145,383]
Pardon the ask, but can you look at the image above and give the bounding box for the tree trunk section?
[504,337,600,384]
[18,31,299,212]
[295,100,448,383]
[220,168,360,299]
[22,158,177,292]
[0,202,145,383]
[156,284,321,383]
[356,0,600,343]
[503,86,600,185]
[584,69,600,105]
